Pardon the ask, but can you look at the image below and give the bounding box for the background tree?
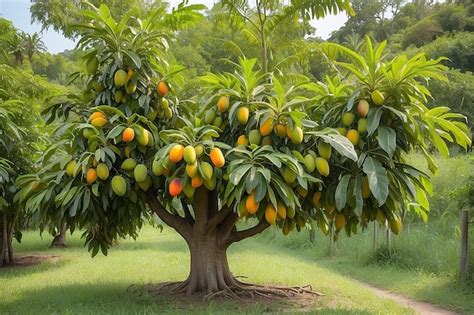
[22,33,46,63]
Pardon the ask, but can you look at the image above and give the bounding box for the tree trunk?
[145,188,271,296]
[50,223,68,248]
[184,229,235,295]
[0,212,6,267]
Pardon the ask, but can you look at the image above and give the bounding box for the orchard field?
[0,1,473,314]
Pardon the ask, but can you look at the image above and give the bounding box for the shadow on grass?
[0,257,69,280]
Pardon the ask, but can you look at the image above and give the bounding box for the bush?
[420,32,474,72]
[402,18,443,48]
[427,69,474,127]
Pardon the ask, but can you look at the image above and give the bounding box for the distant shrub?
[402,18,443,48]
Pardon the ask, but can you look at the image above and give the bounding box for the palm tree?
[6,32,25,65]
[22,32,46,63]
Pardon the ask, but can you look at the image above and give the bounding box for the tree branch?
[228,219,270,244]
[181,200,195,224]
[207,205,232,230]
[145,192,191,239]
[219,212,239,243]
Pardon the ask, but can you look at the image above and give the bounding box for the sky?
[0,0,348,54]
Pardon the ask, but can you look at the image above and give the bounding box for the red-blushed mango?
[169,178,183,197]
[183,145,196,164]
[361,176,371,198]
[335,212,346,230]
[249,130,261,145]
[122,127,135,142]
[265,205,277,224]
[315,157,330,177]
[246,191,259,214]
[191,175,203,188]
[114,69,127,87]
[342,112,355,126]
[274,123,286,138]
[96,163,109,180]
[346,129,360,146]
[112,175,127,196]
[371,90,384,105]
[318,141,332,160]
[237,107,249,124]
[210,147,225,168]
[169,144,184,163]
[358,100,369,117]
[134,164,147,183]
[185,163,198,177]
[157,81,168,97]
[259,117,274,136]
[217,96,230,112]
[86,168,97,184]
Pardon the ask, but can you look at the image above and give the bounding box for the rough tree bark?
[145,187,319,299]
[50,223,68,248]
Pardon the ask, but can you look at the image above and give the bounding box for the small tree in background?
[17,2,470,299]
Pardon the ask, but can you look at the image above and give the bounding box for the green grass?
[1,226,413,315]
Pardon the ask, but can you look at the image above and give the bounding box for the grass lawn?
[0,225,415,314]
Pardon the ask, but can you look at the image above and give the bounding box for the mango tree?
[18,3,470,298]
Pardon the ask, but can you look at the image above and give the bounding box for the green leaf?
[363,157,389,205]
[377,126,396,157]
[367,108,383,136]
[124,50,142,69]
[320,134,357,161]
[335,174,351,210]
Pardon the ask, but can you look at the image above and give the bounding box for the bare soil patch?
[0,254,59,268]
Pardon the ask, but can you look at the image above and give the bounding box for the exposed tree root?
[145,277,323,309]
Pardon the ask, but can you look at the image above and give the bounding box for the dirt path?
[358,281,459,315]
